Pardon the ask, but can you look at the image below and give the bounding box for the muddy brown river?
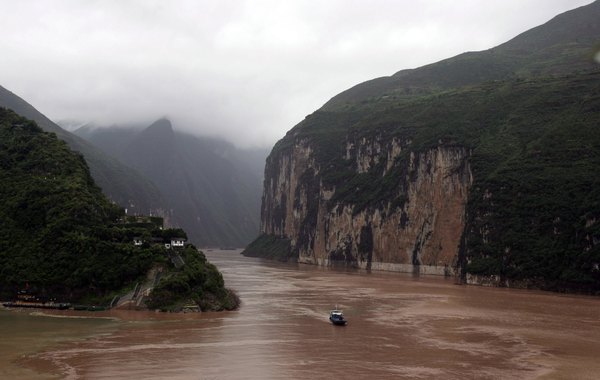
[2,249,600,379]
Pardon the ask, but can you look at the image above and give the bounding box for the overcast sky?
[0,0,593,148]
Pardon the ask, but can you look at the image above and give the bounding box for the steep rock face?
[261,135,471,275]
[249,2,600,292]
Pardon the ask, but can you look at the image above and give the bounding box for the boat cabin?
[329,309,347,325]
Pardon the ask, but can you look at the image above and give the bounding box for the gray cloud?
[0,0,593,147]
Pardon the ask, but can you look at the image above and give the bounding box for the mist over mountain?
[74,119,268,247]
[0,85,167,217]
[0,85,265,247]
[323,0,600,110]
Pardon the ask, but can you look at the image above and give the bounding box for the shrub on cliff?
[241,234,294,261]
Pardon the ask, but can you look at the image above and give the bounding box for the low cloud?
[0,0,592,147]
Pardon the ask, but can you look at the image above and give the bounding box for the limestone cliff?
[259,133,472,275]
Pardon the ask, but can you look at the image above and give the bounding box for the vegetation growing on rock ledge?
[241,234,294,262]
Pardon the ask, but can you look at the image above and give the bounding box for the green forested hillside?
[263,1,600,292]
[0,108,238,308]
[0,108,141,299]
[0,85,167,216]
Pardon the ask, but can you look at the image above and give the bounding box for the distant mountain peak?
[147,118,173,132]
[141,118,175,142]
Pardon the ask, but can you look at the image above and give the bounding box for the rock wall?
[260,135,472,276]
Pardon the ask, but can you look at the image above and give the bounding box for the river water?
[3,249,600,379]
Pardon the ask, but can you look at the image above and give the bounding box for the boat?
[329,309,347,326]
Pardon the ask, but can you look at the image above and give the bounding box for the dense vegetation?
[146,245,240,311]
[259,2,600,292]
[242,234,294,261]
[0,108,238,308]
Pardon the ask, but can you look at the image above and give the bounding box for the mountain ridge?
[247,1,600,293]
[0,85,168,216]
[74,120,268,247]
[323,0,599,110]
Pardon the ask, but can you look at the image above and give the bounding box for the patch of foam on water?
[37,338,297,358]
[26,351,79,380]
[29,311,118,321]
[384,365,445,378]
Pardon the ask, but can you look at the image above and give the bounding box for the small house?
[171,238,186,248]
[133,237,144,246]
